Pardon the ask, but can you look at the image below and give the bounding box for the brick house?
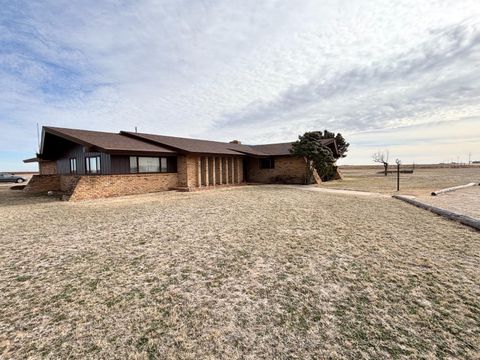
[24,126,338,201]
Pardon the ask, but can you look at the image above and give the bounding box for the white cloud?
[1,0,479,170]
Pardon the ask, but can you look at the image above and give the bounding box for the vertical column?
[218,157,223,185]
[204,157,209,186]
[237,157,242,183]
[212,157,216,186]
[231,157,235,184]
[225,157,229,185]
[197,156,202,187]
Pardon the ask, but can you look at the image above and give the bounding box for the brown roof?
[251,139,336,156]
[43,127,176,154]
[122,132,268,156]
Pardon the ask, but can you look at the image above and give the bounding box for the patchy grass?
[0,185,479,359]
[321,167,480,196]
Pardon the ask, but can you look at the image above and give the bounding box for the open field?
[321,167,480,196]
[1,185,479,359]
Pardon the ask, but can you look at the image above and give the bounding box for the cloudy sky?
[1,0,479,170]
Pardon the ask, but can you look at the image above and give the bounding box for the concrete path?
[284,185,388,197]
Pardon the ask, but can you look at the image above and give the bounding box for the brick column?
[211,157,216,186]
[204,157,209,186]
[225,157,229,185]
[197,156,202,187]
[218,157,223,185]
[237,157,241,183]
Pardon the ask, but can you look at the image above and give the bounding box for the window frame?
[69,158,77,174]
[129,156,177,174]
[85,155,101,174]
[259,157,275,169]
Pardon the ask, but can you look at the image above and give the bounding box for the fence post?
[397,162,400,191]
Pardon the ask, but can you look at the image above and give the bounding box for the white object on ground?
[431,183,478,196]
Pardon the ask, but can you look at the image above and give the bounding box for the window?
[129,156,176,173]
[86,156,101,174]
[259,158,275,169]
[69,158,77,174]
[139,157,160,172]
[129,156,138,173]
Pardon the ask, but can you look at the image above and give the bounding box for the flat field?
[320,167,480,196]
[1,185,479,359]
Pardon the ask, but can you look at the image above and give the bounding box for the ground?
[1,185,479,359]
[417,186,480,220]
[320,167,480,196]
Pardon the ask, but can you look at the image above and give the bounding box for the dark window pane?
[167,157,177,172]
[259,158,274,169]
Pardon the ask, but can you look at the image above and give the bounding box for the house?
[23,126,339,201]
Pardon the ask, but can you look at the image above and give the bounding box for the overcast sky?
[1,0,479,171]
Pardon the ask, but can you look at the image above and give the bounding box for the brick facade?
[69,173,178,201]
[23,175,61,193]
[177,155,199,189]
[247,156,312,184]
[24,155,320,201]
[39,161,57,175]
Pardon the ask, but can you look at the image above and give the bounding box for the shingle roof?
[121,132,268,156]
[251,139,336,156]
[43,127,176,154]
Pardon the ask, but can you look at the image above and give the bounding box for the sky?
[1,0,479,171]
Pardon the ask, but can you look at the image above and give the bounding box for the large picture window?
[86,156,101,174]
[129,156,176,173]
[69,158,77,174]
[259,158,275,169]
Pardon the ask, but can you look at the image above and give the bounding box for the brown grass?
[1,186,479,359]
[321,167,480,196]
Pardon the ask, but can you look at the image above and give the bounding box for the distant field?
[321,167,480,196]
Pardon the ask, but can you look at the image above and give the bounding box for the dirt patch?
[1,185,479,358]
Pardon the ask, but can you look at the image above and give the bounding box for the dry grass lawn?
[321,167,480,196]
[1,185,479,359]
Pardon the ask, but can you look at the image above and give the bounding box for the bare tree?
[372,150,389,176]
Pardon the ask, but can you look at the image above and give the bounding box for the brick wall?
[23,175,61,193]
[247,156,311,184]
[39,161,57,175]
[177,155,199,189]
[60,175,80,193]
[69,173,178,201]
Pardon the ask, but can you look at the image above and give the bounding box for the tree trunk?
[384,163,388,176]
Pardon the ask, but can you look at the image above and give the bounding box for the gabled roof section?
[121,131,268,156]
[41,127,176,155]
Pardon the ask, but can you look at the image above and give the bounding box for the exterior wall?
[247,156,309,184]
[23,175,61,193]
[39,161,57,175]
[177,155,199,188]
[60,175,80,193]
[69,173,178,201]
[56,143,110,175]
